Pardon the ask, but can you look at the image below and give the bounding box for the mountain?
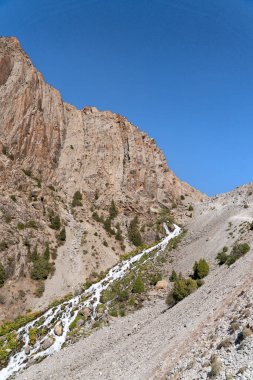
[0,37,203,322]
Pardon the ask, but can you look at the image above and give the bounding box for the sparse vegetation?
[216,247,229,265]
[30,245,54,281]
[128,216,143,246]
[132,276,145,294]
[57,227,66,245]
[49,213,61,230]
[226,243,250,266]
[72,191,82,207]
[109,200,118,219]
[193,259,209,279]
[0,263,6,287]
[166,277,198,306]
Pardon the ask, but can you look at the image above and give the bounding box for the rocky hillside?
[0,37,203,322]
[15,183,253,380]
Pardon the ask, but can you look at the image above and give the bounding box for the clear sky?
[0,0,253,196]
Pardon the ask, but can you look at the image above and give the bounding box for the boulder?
[155,280,169,290]
[79,307,92,318]
[54,322,63,336]
[42,337,54,350]
[24,345,30,355]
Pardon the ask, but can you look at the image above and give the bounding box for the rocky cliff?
[0,37,204,321]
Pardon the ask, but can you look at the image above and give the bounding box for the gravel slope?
[15,184,253,380]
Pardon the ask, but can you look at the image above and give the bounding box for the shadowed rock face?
[0,55,13,86]
[0,37,202,209]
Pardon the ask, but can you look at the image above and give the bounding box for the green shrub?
[109,200,118,219]
[193,259,209,279]
[216,250,228,265]
[30,245,54,281]
[149,273,162,286]
[226,243,250,266]
[92,211,101,222]
[31,257,53,280]
[171,278,198,303]
[0,241,8,252]
[10,195,16,202]
[104,217,113,234]
[132,276,145,293]
[26,220,38,229]
[128,216,143,247]
[72,191,82,207]
[188,205,194,211]
[115,223,123,241]
[0,263,6,287]
[57,227,66,244]
[34,282,45,297]
[17,222,25,230]
[169,270,179,282]
[49,214,61,230]
[180,195,185,200]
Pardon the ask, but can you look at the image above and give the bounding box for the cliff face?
[0,37,201,208]
[0,37,204,321]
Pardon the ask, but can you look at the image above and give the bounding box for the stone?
[155,280,169,290]
[24,346,30,355]
[42,337,54,350]
[54,322,63,336]
[79,307,92,318]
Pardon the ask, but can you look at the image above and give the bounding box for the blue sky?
[1,0,253,196]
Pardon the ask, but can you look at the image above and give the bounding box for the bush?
[226,243,250,266]
[169,270,179,282]
[104,217,113,234]
[149,273,162,286]
[115,223,123,241]
[31,257,53,280]
[216,250,228,266]
[171,278,198,303]
[109,200,118,219]
[0,241,8,252]
[0,263,6,287]
[57,227,66,244]
[128,216,143,247]
[132,276,145,294]
[72,191,82,207]
[188,205,194,211]
[49,214,61,230]
[193,259,209,279]
[30,245,54,281]
[92,212,101,222]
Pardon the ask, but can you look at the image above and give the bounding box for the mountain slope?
[0,37,203,322]
[14,184,253,380]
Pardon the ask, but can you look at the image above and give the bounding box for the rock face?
[0,37,202,208]
[0,37,204,322]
